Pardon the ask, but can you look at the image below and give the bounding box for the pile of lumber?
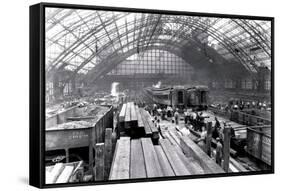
[184,127,248,172]
[109,135,224,180]
[45,161,83,184]
[118,102,159,142]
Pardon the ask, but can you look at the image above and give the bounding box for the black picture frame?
[30,2,274,189]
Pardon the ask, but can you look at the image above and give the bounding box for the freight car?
[143,85,209,110]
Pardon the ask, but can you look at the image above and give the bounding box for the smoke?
[111,82,119,96]
[153,81,161,88]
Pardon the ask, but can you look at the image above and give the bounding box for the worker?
[152,104,157,116]
[184,109,189,125]
[215,137,223,166]
[161,108,166,120]
[157,123,164,138]
[196,126,207,152]
[174,109,179,125]
[212,118,220,139]
[167,105,172,118]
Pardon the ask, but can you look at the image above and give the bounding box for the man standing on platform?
[174,109,179,125]
[215,137,223,166]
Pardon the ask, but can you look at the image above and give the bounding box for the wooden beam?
[206,122,212,156]
[130,103,138,122]
[154,145,175,176]
[179,135,225,174]
[130,139,147,179]
[119,103,127,123]
[223,127,231,172]
[167,131,205,175]
[109,137,131,180]
[140,109,152,136]
[95,143,105,181]
[104,128,113,180]
[229,157,249,172]
[56,165,74,183]
[135,105,144,128]
[159,139,191,176]
[124,103,131,124]
[141,138,163,178]
[46,163,64,184]
[67,116,96,121]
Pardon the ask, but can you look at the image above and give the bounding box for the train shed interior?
[44,8,272,184]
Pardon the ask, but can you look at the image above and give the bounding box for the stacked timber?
[109,135,225,180]
[45,161,83,184]
[118,102,159,143]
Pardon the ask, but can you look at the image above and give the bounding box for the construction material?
[95,143,105,181]
[130,139,147,178]
[179,135,225,174]
[46,163,64,184]
[154,145,175,176]
[159,139,191,176]
[104,129,113,179]
[223,127,231,172]
[141,138,163,177]
[56,165,74,183]
[118,102,159,142]
[109,137,131,180]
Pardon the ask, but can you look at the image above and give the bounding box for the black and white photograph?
[40,3,273,187]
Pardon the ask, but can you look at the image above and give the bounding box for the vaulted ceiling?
[46,8,272,82]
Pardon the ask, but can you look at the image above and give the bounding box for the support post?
[89,138,94,177]
[104,128,113,180]
[206,122,212,156]
[223,127,231,172]
[95,143,105,181]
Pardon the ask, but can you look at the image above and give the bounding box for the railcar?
[144,85,209,110]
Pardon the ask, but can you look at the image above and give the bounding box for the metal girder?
[46,11,271,77]
[47,13,129,70]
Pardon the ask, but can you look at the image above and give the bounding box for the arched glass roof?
[45,8,271,78]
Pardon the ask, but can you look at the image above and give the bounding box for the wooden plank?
[179,136,225,174]
[223,127,231,172]
[46,163,64,184]
[206,122,212,156]
[229,157,249,172]
[144,111,159,140]
[167,131,205,175]
[159,139,191,176]
[56,165,74,183]
[135,105,144,128]
[104,128,113,180]
[95,143,105,181]
[109,137,131,180]
[67,116,96,121]
[130,103,138,122]
[154,145,175,176]
[125,103,131,123]
[140,109,152,136]
[119,103,127,122]
[141,138,163,177]
[229,163,239,173]
[130,139,147,179]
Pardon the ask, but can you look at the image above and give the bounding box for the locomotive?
[143,85,209,110]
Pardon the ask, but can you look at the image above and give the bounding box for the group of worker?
[229,99,269,111]
[147,103,234,166]
[199,118,236,166]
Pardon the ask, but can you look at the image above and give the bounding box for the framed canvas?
[29,2,274,188]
